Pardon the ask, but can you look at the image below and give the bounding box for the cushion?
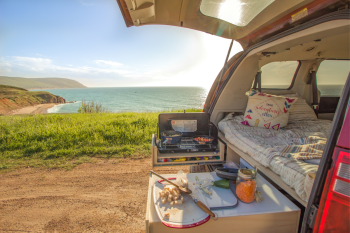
[271,93,318,122]
[241,90,297,130]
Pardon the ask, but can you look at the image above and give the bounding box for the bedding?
[218,113,333,202]
[274,93,318,123]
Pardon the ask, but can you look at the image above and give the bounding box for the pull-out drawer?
[151,134,225,167]
[146,172,300,233]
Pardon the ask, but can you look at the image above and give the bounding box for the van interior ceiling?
[210,19,350,126]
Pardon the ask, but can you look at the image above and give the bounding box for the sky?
[0,0,243,88]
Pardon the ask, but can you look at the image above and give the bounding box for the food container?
[161,130,183,145]
[236,169,257,203]
[193,136,214,144]
[215,168,239,180]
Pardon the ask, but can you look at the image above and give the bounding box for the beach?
[8,103,59,115]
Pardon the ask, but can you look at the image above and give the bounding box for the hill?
[0,76,87,89]
[0,84,66,115]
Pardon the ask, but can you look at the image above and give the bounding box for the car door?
[116,0,349,49]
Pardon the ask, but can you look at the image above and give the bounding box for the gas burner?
[158,137,217,153]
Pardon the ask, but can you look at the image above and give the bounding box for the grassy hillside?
[0,76,55,89]
[0,84,66,114]
[30,77,86,89]
[0,109,202,170]
[0,76,86,89]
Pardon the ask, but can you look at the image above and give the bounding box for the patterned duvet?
[218,114,333,202]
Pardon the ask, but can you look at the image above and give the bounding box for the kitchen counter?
[146,172,300,233]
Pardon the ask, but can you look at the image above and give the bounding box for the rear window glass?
[200,0,275,27]
[317,60,350,96]
[260,61,299,89]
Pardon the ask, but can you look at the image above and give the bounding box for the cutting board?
[153,178,210,229]
[186,174,238,210]
[200,185,238,210]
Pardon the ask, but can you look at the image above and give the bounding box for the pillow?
[241,90,297,130]
[270,93,318,122]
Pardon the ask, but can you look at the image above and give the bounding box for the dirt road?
[0,158,190,232]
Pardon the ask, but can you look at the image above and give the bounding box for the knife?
[189,193,215,218]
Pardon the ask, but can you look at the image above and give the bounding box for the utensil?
[150,170,192,194]
[151,171,215,218]
[189,192,215,218]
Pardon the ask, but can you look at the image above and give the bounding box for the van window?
[260,61,299,89]
[317,60,350,96]
[200,0,275,27]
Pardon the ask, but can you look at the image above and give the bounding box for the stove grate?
[159,137,213,150]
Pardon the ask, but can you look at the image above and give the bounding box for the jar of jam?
[236,169,257,203]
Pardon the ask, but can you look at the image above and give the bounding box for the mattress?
[218,113,333,202]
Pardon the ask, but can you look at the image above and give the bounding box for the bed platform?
[218,131,307,206]
[217,114,333,206]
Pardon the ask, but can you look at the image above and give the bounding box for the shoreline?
[7,103,60,115]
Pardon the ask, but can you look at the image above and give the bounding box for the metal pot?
[161,130,183,145]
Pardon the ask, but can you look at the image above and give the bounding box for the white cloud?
[94,60,123,67]
[0,56,132,76]
[12,56,53,71]
[0,57,12,67]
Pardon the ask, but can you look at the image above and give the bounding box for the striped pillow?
[269,93,317,122]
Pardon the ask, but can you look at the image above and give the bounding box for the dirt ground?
[0,158,190,232]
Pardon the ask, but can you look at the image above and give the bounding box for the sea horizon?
[29,85,344,114]
[30,86,210,114]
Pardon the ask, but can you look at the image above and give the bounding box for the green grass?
[78,100,110,113]
[0,109,201,171]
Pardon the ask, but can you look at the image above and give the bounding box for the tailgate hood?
[116,0,344,49]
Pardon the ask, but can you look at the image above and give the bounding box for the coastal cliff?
[0,85,66,115]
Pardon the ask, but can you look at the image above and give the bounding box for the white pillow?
[272,93,318,122]
[242,90,297,130]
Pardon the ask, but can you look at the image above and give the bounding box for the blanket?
[219,114,332,167]
[218,113,333,201]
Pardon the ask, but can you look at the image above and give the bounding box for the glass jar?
[236,168,257,203]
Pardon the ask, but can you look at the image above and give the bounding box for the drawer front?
[152,134,225,167]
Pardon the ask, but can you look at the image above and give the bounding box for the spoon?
[150,170,192,194]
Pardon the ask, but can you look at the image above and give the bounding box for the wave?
[48,101,81,113]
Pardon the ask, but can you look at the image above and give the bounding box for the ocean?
[30,85,344,114]
[32,87,209,113]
